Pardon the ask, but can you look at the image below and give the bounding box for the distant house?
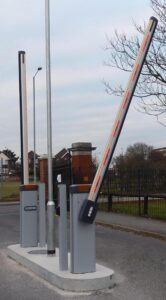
[153,147,166,157]
[0,153,9,175]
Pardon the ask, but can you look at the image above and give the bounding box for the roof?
[54,148,71,168]
[54,148,70,162]
[154,147,166,151]
[153,147,166,153]
[0,153,9,160]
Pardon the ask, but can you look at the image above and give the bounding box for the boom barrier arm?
[79,16,158,223]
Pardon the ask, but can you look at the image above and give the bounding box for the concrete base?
[7,244,114,292]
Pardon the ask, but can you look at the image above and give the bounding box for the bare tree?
[104,0,166,125]
[112,142,166,171]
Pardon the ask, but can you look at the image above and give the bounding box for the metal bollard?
[38,183,46,247]
[58,184,68,271]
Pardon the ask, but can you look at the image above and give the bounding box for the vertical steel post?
[38,183,46,247]
[144,195,148,216]
[45,0,55,255]
[138,170,141,216]
[0,158,3,200]
[18,51,29,185]
[58,184,68,271]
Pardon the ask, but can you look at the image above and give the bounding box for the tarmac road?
[0,204,165,300]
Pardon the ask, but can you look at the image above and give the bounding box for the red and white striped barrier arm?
[79,16,158,223]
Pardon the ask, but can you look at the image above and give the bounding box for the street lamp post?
[45,0,55,256]
[33,67,42,182]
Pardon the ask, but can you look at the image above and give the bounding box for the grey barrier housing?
[70,185,96,274]
[20,185,38,247]
[20,184,46,248]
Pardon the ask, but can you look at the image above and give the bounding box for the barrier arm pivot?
[79,16,158,224]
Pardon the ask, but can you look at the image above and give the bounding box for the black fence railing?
[99,169,166,220]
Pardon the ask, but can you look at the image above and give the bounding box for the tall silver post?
[45,0,55,255]
[33,76,36,182]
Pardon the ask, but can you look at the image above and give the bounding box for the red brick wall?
[72,154,93,184]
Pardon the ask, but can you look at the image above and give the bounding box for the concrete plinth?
[7,244,114,292]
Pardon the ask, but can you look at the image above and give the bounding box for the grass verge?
[0,180,20,202]
[99,200,166,220]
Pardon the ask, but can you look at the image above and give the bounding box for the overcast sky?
[0,0,165,160]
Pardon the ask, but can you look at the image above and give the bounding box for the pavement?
[0,200,166,240]
[96,211,166,240]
